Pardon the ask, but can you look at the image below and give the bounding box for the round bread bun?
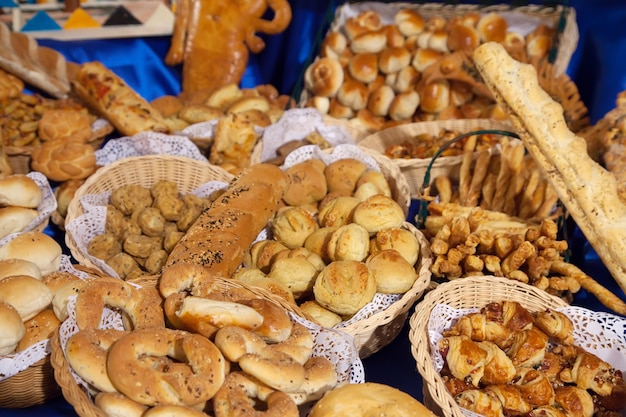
[0,301,25,355]
[307,96,331,115]
[326,223,371,262]
[0,258,42,281]
[318,196,360,228]
[393,66,421,93]
[394,9,425,37]
[309,382,436,417]
[52,279,88,321]
[356,170,392,198]
[95,392,148,417]
[313,260,376,316]
[15,308,61,352]
[337,78,369,111]
[367,85,396,117]
[329,97,355,119]
[246,239,289,273]
[299,300,342,328]
[411,48,443,73]
[271,206,319,249]
[283,159,328,207]
[350,30,387,54]
[0,275,53,321]
[352,109,386,133]
[428,29,449,53]
[0,206,39,240]
[150,95,183,118]
[305,57,344,98]
[419,80,451,114]
[383,24,406,48]
[389,90,421,121]
[477,12,508,43]
[324,158,368,195]
[370,227,420,266]
[303,226,338,264]
[0,231,62,275]
[269,256,320,299]
[348,53,379,84]
[447,22,480,52]
[366,249,417,294]
[0,174,42,208]
[41,270,81,296]
[54,179,84,221]
[321,31,348,59]
[352,195,406,234]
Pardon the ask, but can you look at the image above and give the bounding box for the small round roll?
[411,48,443,72]
[0,206,39,240]
[271,206,319,249]
[313,260,376,316]
[326,223,371,262]
[394,9,425,37]
[299,300,343,328]
[447,22,480,52]
[350,30,387,54]
[389,90,421,121]
[94,392,148,417]
[0,258,42,281]
[304,57,344,98]
[283,159,328,207]
[367,85,396,117]
[0,231,62,275]
[352,195,406,234]
[477,12,508,43]
[324,158,368,195]
[348,53,379,84]
[15,308,61,351]
[0,301,25,355]
[366,249,417,294]
[370,227,420,266]
[0,174,42,208]
[0,275,53,321]
[419,80,451,114]
[321,32,348,60]
[337,79,370,111]
[379,47,412,74]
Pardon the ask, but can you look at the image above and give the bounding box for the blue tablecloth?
[5,0,626,415]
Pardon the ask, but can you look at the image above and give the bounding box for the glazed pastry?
[445,312,513,349]
[440,335,487,386]
[506,326,549,368]
[512,367,555,407]
[554,386,594,417]
[559,351,622,396]
[484,384,531,416]
[534,309,575,345]
[455,389,504,417]
[478,341,516,385]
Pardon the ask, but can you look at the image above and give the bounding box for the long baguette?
[472,42,626,296]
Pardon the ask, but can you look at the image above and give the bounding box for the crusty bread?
[473,42,626,295]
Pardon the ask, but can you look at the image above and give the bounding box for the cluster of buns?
[62,270,341,416]
[302,8,555,133]
[439,300,626,417]
[233,157,420,327]
[0,231,69,355]
[150,83,293,174]
[0,174,43,240]
[86,180,220,280]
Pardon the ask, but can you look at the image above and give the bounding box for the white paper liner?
[57,292,365,403]
[427,304,626,417]
[0,255,92,381]
[95,131,208,166]
[0,171,56,244]
[65,181,231,279]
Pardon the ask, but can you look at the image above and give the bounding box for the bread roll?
[31,140,97,182]
[477,12,508,43]
[324,158,368,195]
[370,226,420,266]
[348,53,379,84]
[309,382,436,417]
[0,174,42,208]
[382,24,406,48]
[94,392,148,417]
[0,275,53,321]
[269,256,320,299]
[313,260,376,316]
[283,159,328,207]
[412,48,443,73]
[41,270,80,295]
[448,22,480,52]
[0,231,62,275]
[15,308,61,351]
[305,57,344,98]
[352,195,406,234]
[318,196,360,228]
[337,79,369,111]
[419,80,451,114]
[367,85,396,117]
[299,300,342,328]
[394,9,425,37]
[0,301,25,355]
[246,239,289,273]
[52,280,88,321]
[350,30,387,54]
[0,258,42,281]
[303,226,337,264]
[352,109,386,133]
[0,206,38,239]
[326,223,370,262]
[329,97,355,119]
[272,206,319,250]
[379,47,411,75]
[320,32,348,60]
[389,90,420,121]
[366,249,417,294]
[393,66,421,93]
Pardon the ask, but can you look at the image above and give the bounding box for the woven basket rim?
[408,276,570,417]
[64,155,234,271]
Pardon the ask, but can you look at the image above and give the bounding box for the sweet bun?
[283,159,328,207]
[337,78,369,111]
[304,57,344,98]
[324,158,368,195]
[366,249,417,294]
[318,196,360,228]
[344,11,382,41]
[321,32,348,60]
[326,223,371,262]
[393,66,421,93]
[367,85,395,117]
[0,301,25,355]
[356,170,392,198]
[352,195,406,234]
[448,22,480,52]
[412,48,443,72]
[350,30,387,54]
[0,206,38,239]
[299,300,342,328]
[477,12,508,43]
[383,24,406,48]
[348,53,379,84]
[313,260,376,316]
[38,109,92,143]
[0,275,53,321]
[0,174,42,208]
[419,80,451,114]
[0,231,62,275]
[394,9,425,37]
[31,140,97,182]
[271,206,319,249]
[428,29,449,53]
[329,97,355,119]
[370,227,420,266]
[94,392,148,417]
[306,96,330,115]
[379,47,411,74]
[389,90,420,121]
[41,271,81,295]
[352,109,386,133]
[269,256,319,299]
[15,308,61,351]
[0,258,42,281]
[309,382,436,417]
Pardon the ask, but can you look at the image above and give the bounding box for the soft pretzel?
[74,277,164,330]
[65,328,127,392]
[106,327,227,407]
[212,371,299,417]
[286,356,338,405]
[143,405,209,417]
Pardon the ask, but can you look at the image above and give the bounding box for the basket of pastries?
[50,262,364,417]
[64,154,235,279]
[233,143,431,358]
[297,1,578,133]
[358,118,513,198]
[0,230,94,408]
[409,275,626,417]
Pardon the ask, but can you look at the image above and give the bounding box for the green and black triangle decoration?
[103,6,141,26]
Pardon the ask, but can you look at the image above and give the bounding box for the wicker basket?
[0,356,61,408]
[50,276,360,417]
[339,220,432,358]
[408,276,569,417]
[64,155,235,271]
[358,119,514,198]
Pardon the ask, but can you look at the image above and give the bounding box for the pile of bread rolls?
[0,231,70,355]
[0,174,44,240]
[302,7,555,133]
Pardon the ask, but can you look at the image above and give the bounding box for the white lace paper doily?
[0,255,91,381]
[0,171,56,244]
[261,108,356,162]
[58,292,365,400]
[95,131,208,166]
[66,181,230,279]
[427,304,626,417]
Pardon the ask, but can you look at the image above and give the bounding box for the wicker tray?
[358,119,514,198]
[408,276,569,417]
[50,276,363,417]
[64,154,235,271]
